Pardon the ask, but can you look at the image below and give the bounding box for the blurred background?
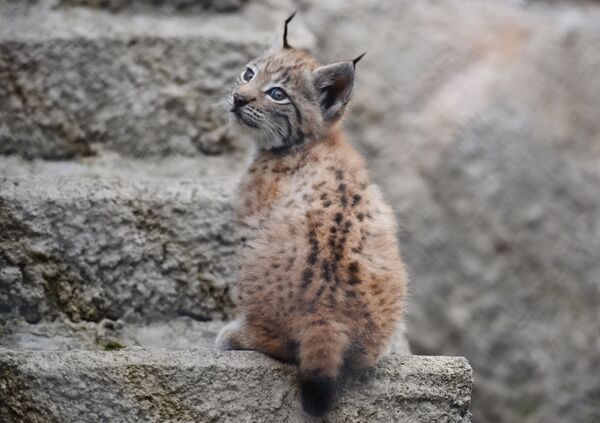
[1,0,599,422]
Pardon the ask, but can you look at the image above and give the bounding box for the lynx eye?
[267,87,288,102]
[241,67,255,82]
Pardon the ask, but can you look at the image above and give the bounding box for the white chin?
[229,114,284,150]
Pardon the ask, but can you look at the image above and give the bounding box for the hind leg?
[346,334,391,371]
[215,316,297,363]
[346,346,384,370]
[244,320,298,363]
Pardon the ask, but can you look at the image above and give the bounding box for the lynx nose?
[232,93,250,109]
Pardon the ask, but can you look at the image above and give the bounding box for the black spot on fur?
[348,261,359,273]
[323,200,332,208]
[300,374,337,417]
[348,275,361,285]
[356,212,365,222]
[340,195,348,207]
[331,262,339,278]
[320,193,328,200]
[307,228,319,265]
[352,194,362,207]
[302,269,314,288]
[315,285,325,299]
[334,213,343,225]
[343,220,352,234]
[286,257,295,271]
[338,183,346,193]
[328,235,336,249]
[335,169,344,181]
[321,260,332,282]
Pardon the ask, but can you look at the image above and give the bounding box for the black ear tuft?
[283,11,296,49]
[352,51,367,67]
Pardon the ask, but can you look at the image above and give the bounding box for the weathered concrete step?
[0,171,239,324]
[0,150,248,180]
[61,0,249,13]
[0,0,303,159]
[0,349,472,422]
[0,316,226,351]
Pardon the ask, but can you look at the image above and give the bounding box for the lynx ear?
[313,61,355,122]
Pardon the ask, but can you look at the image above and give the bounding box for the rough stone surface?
[0,173,238,323]
[61,0,249,13]
[299,1,600,422]
[0,0,307,158]
[0,151,412,353]
[0,316,411,354]
[0,316,226,350]
[0,349,472,423]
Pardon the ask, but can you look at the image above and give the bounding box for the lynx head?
[229,13,365,152]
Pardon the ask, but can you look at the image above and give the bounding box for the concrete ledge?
[0,349,472,422]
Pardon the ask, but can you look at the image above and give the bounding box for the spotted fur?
[217,15,407,417]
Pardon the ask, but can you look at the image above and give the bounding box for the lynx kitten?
[216,13,408,417]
